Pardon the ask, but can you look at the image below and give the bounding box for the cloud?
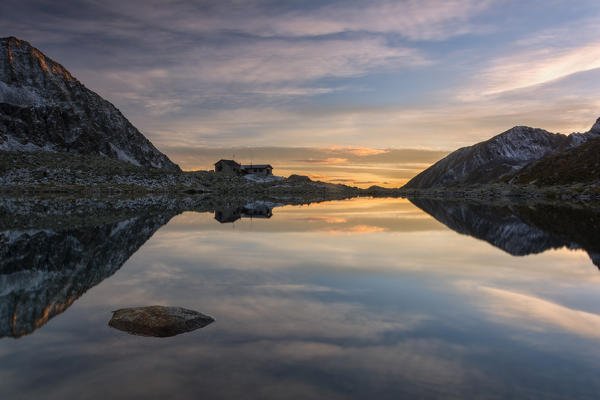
[0,1,433,85]
[32,33,430,140]
[0,0,490,108]
[0,0,436,125]
[3,0,599,153]
[28,0,493,41]
[294,158,348,165]
[459,17,600,99]
[225,0,496,40]
[325,225,388,236]
[479,286,600,340]
[160,145,447,168]
[342,147,390,156]
[175,38,428,85]
[297,216,348,224]
[153,97,599,150]
[253,284,345,294]
[466,47,600,98]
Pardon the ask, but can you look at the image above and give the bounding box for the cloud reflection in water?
[2,197,600,399]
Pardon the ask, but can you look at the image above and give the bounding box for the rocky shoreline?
[397,183,600,203]
[0,150,361,198]
[0,192,364,231]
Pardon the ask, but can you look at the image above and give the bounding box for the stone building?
[214,160,273,177]
[214,159,242,175]
[241,164,273,176]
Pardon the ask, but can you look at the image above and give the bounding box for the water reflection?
[2,197,600,339]
[0,214,175,337]
[215,201,274,223]
[409,198,600,267]
[2,196,600,399]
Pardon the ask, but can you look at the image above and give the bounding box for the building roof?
[241,164,272,169]
[215,159,241,167]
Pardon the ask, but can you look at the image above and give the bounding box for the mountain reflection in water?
[2,196,600,399]
[409,198,600,267]
[0,198,278,338]
[0,214,175,337]
[2,196,598,339]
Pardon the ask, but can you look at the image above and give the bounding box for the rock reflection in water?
[409,198,600,267]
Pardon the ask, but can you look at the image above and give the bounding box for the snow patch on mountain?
[109,143,141,166]
[0,134,56,152]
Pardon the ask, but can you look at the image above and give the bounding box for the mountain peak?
[492,125,549,141]
[2,36,75,83]
[2,36,24,47]
[0,37,179,170]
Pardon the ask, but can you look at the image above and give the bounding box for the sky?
[2,0,600,184]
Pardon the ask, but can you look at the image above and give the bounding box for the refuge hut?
[214,160,273,177]
[214,159,242,175]
[241,164,273,177]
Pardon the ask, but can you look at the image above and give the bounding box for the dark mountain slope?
[506,135,600,186]
[0,36,178,170]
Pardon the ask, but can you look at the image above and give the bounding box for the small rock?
[287,174,311,183]
[108,306,214,337]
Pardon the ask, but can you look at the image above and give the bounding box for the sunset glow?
[2,0,599,184]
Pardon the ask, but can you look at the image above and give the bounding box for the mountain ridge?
[403,119,600,189]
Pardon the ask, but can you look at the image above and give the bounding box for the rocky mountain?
[403,119,600,189]
[0,36,178,170]
[410,198,600,268]
[505,135,600,186]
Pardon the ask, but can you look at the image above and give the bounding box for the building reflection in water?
[214,202,274,223]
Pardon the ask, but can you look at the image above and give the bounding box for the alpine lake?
[2,195,600,400]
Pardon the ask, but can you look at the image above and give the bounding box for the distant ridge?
[403,118,600,189]
[0,36,179,170]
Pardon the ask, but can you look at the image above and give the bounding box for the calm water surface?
[2,198,600,399]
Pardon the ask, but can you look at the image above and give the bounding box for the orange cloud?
[299,216,348,223]
[347,147,390,156]
[326,146,389,156]
[326,225,387,236]
[296,158,348,164]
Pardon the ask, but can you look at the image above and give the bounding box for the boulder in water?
[109,306,214,337]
